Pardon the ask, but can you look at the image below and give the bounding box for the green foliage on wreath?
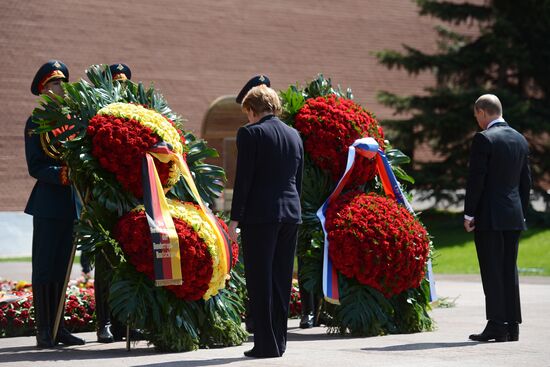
[280,74,434,336]
[31,64,246,352]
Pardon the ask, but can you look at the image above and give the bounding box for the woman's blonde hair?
[241,84,281,116]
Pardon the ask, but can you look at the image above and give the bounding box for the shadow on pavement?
[132,357,248,367]
[286,331,356,342]
[361,341,479,351]
[0,343,157,363]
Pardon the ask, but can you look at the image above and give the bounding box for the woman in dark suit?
[229,84,303,358]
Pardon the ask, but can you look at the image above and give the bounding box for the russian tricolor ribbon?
[317,137,436,304]
[143,142,232,288]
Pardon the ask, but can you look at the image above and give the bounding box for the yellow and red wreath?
[114,198,239,301]
[86,103,186,197]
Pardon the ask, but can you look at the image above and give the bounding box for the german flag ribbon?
[142,148,182,287]
[146,142,232,284]
[317,137,436,304]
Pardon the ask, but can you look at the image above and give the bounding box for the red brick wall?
[0,0,445,211]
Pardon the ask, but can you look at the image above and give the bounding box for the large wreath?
[326,191,430,297]
[280,75,433,336]
[31,65,247,352]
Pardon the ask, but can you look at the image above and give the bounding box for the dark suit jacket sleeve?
[519,149,531,217]
[464,132,490,217]
[24,117,64,185]
[296,141,304,196]
[230,127,256,222]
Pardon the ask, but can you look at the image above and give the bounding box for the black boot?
[97,323,114,343]
[111,320,144,341]
[51,283,86,346]
[299,313,314,329]
[33,284,55,348]
[469,320,508,342]
[299,288,315,329]
[111,319,125,342]
[56,326,86,346]
[94,268,114,343]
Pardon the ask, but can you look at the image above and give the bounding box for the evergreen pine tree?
[375,0,550,208]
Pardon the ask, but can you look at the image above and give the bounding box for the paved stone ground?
[1,267,549,366]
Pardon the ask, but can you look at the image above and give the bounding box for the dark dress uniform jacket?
[464,122,531,231]
[24,116,75,285]
[230,115,303,224]
[24,117,74,219]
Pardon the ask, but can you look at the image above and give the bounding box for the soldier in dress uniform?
[93,63,141,343]
[79,65,133,286]
[25,60,86,348]
[109,63,132,82]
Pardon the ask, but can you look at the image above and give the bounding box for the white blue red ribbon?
[317,137,436,304]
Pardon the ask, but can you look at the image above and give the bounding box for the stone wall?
[0,0,443,211]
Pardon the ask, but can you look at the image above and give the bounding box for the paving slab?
[1,275,549,367]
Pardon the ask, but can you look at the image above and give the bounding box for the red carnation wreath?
[325,191,430,297]
[87,114,174,198]
[113,210,214,301]
[294,96,385,185]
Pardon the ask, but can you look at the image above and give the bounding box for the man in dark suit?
[229,84,303,358]
[464,94,531,342]
[26,60,85,348]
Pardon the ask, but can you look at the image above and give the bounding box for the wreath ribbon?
[317,137,436,304]
[143,142,231,288]
[142,149,182,286]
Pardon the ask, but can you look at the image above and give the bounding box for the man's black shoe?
[469,321,508,342]
[56,328,86,346]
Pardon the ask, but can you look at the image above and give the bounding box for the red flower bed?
[86,114,173,198]
[0,280,95,337]
[63,291,95,331]
[325,191,430,297]
[288,279,301,318]
[114,210,214,301]
[294,96,385,185]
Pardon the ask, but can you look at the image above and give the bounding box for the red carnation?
[113,208,214,301]
[326,191,430,297]
[294,96,385,186]
[87,114,175,198]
